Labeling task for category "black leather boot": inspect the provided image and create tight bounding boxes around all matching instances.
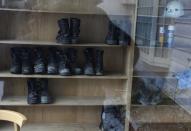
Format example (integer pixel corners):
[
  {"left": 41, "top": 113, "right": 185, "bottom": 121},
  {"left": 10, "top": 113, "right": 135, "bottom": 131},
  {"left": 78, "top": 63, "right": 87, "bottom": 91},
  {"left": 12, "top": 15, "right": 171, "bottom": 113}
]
[
  {"left": 21, "top": 48, "right": 33, "bottom": 74},
  {"left": 118, "top": 21, "right": 131, "bottom": 45},
  {"left": 58, "top": 50, "right": 72, "bottom": 76},
  {"left": 95, "top": 49, "right": 104, "bottom": 76},
  {"left": 47, "top": 47, "right": 58, "bottom": 75},
  {"left": 37, "top": 79, "right": 52, "bottom": 104},
  {"left": 27, "top": 79, "right": 40, "bottom": 104},
  {"left": 70, "top": 18, "right": 80, "bottom": 44},
  {"left": 67, "top": 48, "right": 82, "bottom": 75},
  {"left": 34, "top": 48, "right": 46, "bottom": 74},
  {"left": 10, "top": 47, "right": 22, "bottom": 74},
  {"left": 56, "top": 18, "right": 71, "bottom": 44},
  {"left": 105, "top": 20, "right": 118, "bottom": 45},
  {"left": 84, "top": 48, "right": 95, "bottom": 75}
]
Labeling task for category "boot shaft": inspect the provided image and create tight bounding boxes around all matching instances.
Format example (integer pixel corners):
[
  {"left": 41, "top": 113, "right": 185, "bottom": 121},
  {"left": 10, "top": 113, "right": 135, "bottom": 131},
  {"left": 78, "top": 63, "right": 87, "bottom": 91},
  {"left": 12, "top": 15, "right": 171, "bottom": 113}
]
[
  {"left": 11, "top": 47, "right": 21, "bottom": 64},
  {"left": 70, "top": 18, "right": 80, "bottom": 35},
  {"left": 58, "top": 18, "right": 70, "bottom": 33},
  {"left": 84, "top": 48, "right": 94, "bottom": 63}
]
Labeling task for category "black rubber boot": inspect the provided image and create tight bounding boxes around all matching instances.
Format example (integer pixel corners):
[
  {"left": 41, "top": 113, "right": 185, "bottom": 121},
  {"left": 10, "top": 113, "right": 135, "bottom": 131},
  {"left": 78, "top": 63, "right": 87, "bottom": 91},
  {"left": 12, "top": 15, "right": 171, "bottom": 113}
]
[
  {"left": 67, "top": 48, "right": 82, "bottom": 75},
  {"left": 118, "top": 21, "right": 131, "bottom": 45},
  {"left": 21, "top": 48, "right": 33, "bottom": 74},
  {"left": 27, "top": 79, "right": 40, "bottom": 104},
  {"left": 84, "top": 48, "right": 95, "bottom": 75},
  {"left": 10, "top": 47, "right": 22, "bottom": 74},
  {"left": 56, "top": 18, "right": 71, "bottom": 44},
  {"left": 95, "top": 49, "right": 104, "bottom": 76},
  {"left": 70, "top": 18, "right": 80, "bottom": 44},
  {"left": 58, "top": 50, "right": 72, "bottom": 76},
  {"left": 47, "top": 47, "right": 58, "bottom": 75},
  {"left": 105, "top": 20, "right": 118, "bottom": 45},
  {"left": 37, "top": 79, "right": 52, "bottom": 104},
  {"left": 34, "top": 48, "right": 46, "bottom": 74}
]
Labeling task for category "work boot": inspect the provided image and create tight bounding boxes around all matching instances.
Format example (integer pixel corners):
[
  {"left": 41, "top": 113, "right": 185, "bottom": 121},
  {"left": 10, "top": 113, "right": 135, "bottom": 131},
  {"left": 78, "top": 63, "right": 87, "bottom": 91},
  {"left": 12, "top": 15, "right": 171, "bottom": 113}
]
[
  {"left": 58, "top": 50, "right": 72, "bottom": 76},
  {"left": 84, "top": 48, "right": 95, "bottom": 75},
  {"left": 10, "top": 47, "right": 22, "bottom": 74},
  {"left": 105, "top": 20, "right": 118, "bottom": 45},
  {"left": 67, "top": 48, "right": 82, "bottom": 75},
  {"left": 21, "top": 48, "right": 33, "bottom": 74},
  {"left": 47, "top": 47, "right": 58, "bottom": 75},
  {"left": 34, "top": 48, "right": 46, "bottom": 74},
  {"left": 70, "top": 18, "right": 80, "bottom": 44},
  {"left": 27, "top": 79, "right": 40, "bottom": 104},
  {"left": 118, "top": 20, "right": 131, "bottom": 45},
  {"left": 95, "top": 49, "right": 104, "bottom": 76},
  {"left": 56, "top": 18, "right": 71, "bottom": 44},
  {"left": 37, "top": 79, "right": 52, "bottom": 104}
]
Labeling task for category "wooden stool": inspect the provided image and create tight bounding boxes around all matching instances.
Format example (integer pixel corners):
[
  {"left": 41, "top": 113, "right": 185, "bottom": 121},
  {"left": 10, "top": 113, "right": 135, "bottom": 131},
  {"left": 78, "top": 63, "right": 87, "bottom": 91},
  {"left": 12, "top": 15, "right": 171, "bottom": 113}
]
[{"left": 0, "top": 110, "right": 27, "bottom": 131}]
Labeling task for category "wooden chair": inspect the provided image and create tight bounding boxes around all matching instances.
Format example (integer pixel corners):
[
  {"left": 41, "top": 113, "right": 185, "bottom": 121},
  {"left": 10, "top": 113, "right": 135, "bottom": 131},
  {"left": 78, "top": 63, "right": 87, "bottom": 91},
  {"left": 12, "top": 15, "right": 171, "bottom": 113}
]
[{"left": 0, "top": 110, "right": 27, "bottom": 131}]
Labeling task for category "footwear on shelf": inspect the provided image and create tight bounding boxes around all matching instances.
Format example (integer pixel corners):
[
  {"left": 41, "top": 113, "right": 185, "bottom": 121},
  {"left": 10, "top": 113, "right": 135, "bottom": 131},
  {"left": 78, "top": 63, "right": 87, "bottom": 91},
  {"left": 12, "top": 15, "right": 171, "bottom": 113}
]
[
  {"left": 70, "top": 18, "right": 81, "bottom": 44},
  {"left": 47, "top": 47, "right": 58, "bottom": 75},
  {"left": 27, "top": 79, "right": 40, "bottom": 104},
  {"left": 58, "top": 50, "right": 72, "bottom": 76},
  {"left": 10, "top": 47, "right": 22, "bottom": 74},
  {"left": 95, "top": 49, "right": 104, "bottom": 76},
  {"left": 21, "top": 47, "right": 33, "bottom": 75},
  {"left": 84, "top": 48, "right": 95, "bottom": 76},
  {"left": 33, "top": 47, "right": 46, "bottom": 74}
]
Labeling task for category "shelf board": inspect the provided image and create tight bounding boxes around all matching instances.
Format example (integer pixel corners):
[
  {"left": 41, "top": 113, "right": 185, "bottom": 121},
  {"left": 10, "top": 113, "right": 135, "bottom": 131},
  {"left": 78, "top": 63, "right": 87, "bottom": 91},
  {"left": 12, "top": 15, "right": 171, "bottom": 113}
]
[
  {"left": 0, "top": 71, "right": 128, "bottom": 79},
  {"left": 131, "top": 104, "right": 191, "bottom": 123},
  {"left": 0, "top": 96, "right": 126, "bottom": 106},
  {"left": 0, "top": 8, "right": 132, "bottom": 16},
  {"left": 133, "top": 71, "right": 175, "bottom": 79},
  {"left": 0, "top": 40, "right": 124, "bottom": 47},
  {"left": 0, "top": 123, "right": 100, "bottom": 131}
]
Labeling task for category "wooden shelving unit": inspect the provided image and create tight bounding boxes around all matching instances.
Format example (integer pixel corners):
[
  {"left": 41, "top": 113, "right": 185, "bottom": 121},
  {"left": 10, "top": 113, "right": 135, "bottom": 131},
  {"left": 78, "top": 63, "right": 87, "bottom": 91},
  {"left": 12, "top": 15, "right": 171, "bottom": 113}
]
[{"left": 0, "top": 0, "right": 137, "bottom": 131}]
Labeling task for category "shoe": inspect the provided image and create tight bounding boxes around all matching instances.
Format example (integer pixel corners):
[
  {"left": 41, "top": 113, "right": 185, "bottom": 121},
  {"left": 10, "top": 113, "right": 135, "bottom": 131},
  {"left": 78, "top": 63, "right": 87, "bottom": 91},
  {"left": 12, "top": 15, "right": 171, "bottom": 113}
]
[
  {"left": 37, "top": 79, "right": 52, "bottom": 104},
  {"left": 118, "top": 21, "right": 131, "bottom": 45},
  {"left": 70, "top": 18, "right": 80, "bottom": 44},
  {"left": 67, "top": 48, "right": 82, "bottom": 75},
  {"left": 27, "top": 79, "right": 40, "bottom": 104},
  {"left": 56, "top": 18, "right": 71, "bottom": 44},
  {"left": 47, "top": 47, "right": 58, "bottom": 75},
  {"left": 95, "top": 49, "right": 104, "bottom": 76},
  {"left": 21, "top": 48, "right": 33, "bottom": 74},
  {"left": 84, "top": 48, "right": 95, "bottom": 75},
  {"left": 10, "top": 47, "right": 21, "bottom": 74},
  {"left": 105, "top": 20, "right": 118, "bottom": 45},
  {"left": 58, "top": 50, "right": 72, "bottom": 76},
  {"left": 34, "top": 47, "right": 46, "bottom": 74}
]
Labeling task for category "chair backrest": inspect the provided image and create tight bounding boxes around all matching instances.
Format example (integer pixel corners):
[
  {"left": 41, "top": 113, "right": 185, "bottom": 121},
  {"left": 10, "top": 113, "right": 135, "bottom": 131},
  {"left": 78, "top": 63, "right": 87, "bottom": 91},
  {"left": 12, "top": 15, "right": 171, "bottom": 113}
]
[{"left": 0, "top": 110, "right": 27, "bottom": 131}]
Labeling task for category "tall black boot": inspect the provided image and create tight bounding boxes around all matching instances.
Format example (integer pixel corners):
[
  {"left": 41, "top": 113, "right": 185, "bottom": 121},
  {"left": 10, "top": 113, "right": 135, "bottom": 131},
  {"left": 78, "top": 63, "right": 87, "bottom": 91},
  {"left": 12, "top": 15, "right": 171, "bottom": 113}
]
[
  {"left": 47, "top": 47, "right": 58, "bottom": 75},
  {"left": 95, "top": 49, "right": 104, "bottom": 76},
  {"left": 118, "top": 21, "right": 131, "bottom": 45},
  {"left": 37, "top": 79, "right": 52, "bottom": 104},
  {"left": 58, "top": 50, "right": 72, "bottom": 76},
  {"left": 21, "top": 48, "right": 33, "bottom": 74},
  {"left": 105, "top": 20, "right": 118, "bottom": 45},
  {"left": 56, "top": 18, "right": 71, "bottom": 44},
  {"left": 84, "top": 48, "right": 95, "bottom": 75},
  {"left": 10, "top": 47, "right": 22, "bottom": 74},
  {"left": 67, "top": 48, "right": 82, "bottom": 75},
  {"left": 27, "top": 79, "right": 40, "bottom": 104},
  {"left": 70, "top": 18, "right": 80, "bottom": 44},
  {"left": 34, "top": 48, "right": 46, "bottom": 74}
]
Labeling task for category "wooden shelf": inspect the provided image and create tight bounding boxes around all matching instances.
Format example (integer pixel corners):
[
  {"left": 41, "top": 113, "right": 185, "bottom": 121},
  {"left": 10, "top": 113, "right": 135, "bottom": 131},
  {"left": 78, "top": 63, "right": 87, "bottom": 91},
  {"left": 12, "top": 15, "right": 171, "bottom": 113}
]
[
  {"left": 0, "top": 123, "right": 100, "bottom": 131},
  {"left": 133, "top": 71, "right": 175, "bottom": 79},
  {"left": 0, "top": 8, "right": 132, "bottom": 16},
  {"left": 0, "top": 71, "right": 128, "bottom": 80},
  {"left": 0, "top": 96, "right": 126, "bottom": 106},
  {"left": 0, "top": 40, "right": 123, "bottom": 47},
  {"left": 131, "top": 105, "right": 191, "bottom": 124}
]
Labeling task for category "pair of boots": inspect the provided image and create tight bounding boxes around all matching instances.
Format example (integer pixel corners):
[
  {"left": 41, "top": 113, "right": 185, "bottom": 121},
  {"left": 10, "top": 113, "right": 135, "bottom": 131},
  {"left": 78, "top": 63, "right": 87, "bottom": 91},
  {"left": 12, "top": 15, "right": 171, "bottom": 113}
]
[
  {"left": 10, "top": 47, "right": 47, "bottom": 75},
  {"left": 84, "top": 48, "right": 104, "bottom": 76},
  {"left": 105, "top": 20, "right": 131, "bottom": 45},
  {"left": 56, "top": 18, "right": 80, "bottom": 44},
  {"left": 10, "top": 47, "right": 33, "bottom": 74},
  {"left": 27, "top": 78, "right": 52, "bottom": 104},
  {"left": 57, "top": 48, "right": 82, "bottom": 76}
]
